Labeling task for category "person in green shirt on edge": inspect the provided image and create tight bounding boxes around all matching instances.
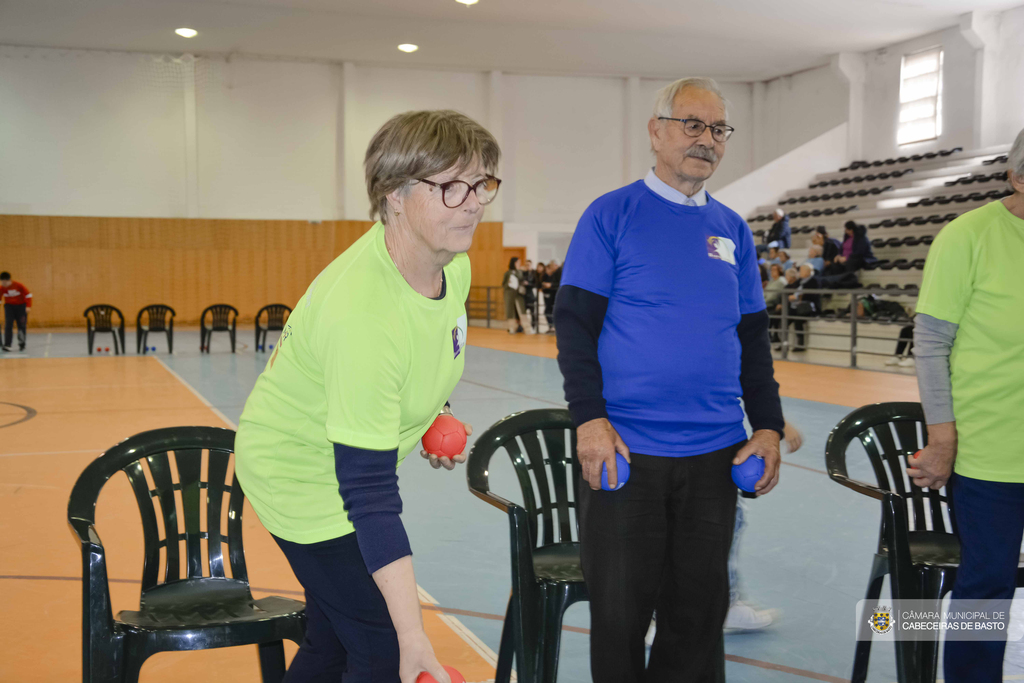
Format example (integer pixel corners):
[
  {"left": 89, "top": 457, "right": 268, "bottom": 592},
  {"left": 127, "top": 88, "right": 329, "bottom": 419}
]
[
  {"left": 235, "top": 110, "right": 500, "bottom": 683},
  {"left": 908, "top": 127, "right": 1024, "bottom": 683}
]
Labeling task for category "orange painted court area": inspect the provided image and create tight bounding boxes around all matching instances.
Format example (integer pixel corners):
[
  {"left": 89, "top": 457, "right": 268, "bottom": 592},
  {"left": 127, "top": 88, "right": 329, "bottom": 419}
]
[{"left": 0, "top": 356, "right": 498, "bottom": 682}]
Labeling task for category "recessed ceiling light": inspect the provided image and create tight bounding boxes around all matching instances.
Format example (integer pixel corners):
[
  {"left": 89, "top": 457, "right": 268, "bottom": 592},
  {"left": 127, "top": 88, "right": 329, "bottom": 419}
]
[
  {"left": 175, "top": 28, "right": 198, "bottom": 38},
  {"left": 456, "top": 0, "right": 479, "bottom": 5},
  {"left": 397, "top": 44, "right": 419, "bottom": 53}
]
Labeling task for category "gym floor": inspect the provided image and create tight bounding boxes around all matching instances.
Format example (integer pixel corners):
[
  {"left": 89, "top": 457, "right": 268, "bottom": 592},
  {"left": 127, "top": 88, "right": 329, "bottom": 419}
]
[{"left": 2, "top": 326, "right": 1022, "bottom": 682}]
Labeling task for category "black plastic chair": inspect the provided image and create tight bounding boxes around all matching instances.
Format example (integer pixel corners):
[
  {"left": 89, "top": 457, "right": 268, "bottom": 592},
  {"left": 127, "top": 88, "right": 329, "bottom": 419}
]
[
  {"left": 136, "top": 304, "right": 175, "bottom": 355},
  {"left": 466, "top": 409, "right": 586, "bottom": 683},
  {"left": 825, "top": 402, "right": 1024, "bottom": 683},
  {"left": 68, "top": 426, "right": 306, "bottom": 683},
  {"left": 200, "top": 304, "right": 238, "bottom": 353},
  {"left": 85, "top": 305, "right": 126, "bottom": 355},
  {"left": 255, "top": 304, "right": 291, "bottom": 352}
]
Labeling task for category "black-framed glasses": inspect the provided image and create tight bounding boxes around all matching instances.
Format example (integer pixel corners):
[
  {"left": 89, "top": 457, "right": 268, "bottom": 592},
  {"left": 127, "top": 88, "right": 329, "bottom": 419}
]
[
  {"left": 417, "top": 176, "right": 502, "bottom": 208},
  {"left": 657, "top": 117, "right": 735, "bottom": 143}
]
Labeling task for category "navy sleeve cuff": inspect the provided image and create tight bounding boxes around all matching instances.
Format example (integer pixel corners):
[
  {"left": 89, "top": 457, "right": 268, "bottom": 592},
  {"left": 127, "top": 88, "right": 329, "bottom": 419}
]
[
  {"left": 334, "top": 443, "right": 412, "bottom": 574},
  {"left": 736, "top": 310, "right": 785, "bottom": 438}
]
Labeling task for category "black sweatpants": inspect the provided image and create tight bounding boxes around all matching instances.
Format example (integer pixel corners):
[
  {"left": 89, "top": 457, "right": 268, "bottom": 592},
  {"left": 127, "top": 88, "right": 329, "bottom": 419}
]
[
  {"left": 579, "top": 442, "right": 742, "bottom": 683},
  {"left": 3, "top": 303, "right": 27, "bottom": 349},
  {"left": 273, "top": 532, "right": 400, "bottom": 682}
]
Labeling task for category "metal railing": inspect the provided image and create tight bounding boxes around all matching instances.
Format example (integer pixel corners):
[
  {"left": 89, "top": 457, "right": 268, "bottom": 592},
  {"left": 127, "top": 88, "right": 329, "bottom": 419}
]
[
  {"left": 768, "top": 288, "right": 917, "bottom": 367},
  {"left": 468, "top": 285, "right": 917, "bottom": 368},
  {"left": 466, "top": 286, "right": 501, "bottom": 328},
  {"left": 467, "top": 286, "right": 554, "bottom": 331}
]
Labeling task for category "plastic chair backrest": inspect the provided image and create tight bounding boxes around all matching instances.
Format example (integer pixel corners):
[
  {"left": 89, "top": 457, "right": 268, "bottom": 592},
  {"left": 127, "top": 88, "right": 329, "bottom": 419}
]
[
  {"left": 467, "top": 409, "right": 580, "bottom": 547},
  {"left": 137, "top": 305, "right": 175, "bottom": 331},
  {"left": 85, "top": 305, "right": 124, "bottom": 332},
  {"left": 67, "top": 427, "right": 249, "bottom": 601},
  {"left": 825, "top": 401, "right": 953, "bottom": 535},
  {"left": 257, "top": 304, "right": 291, "bottom": 330},
  {"left": 202, "top": 305, "right": 238, "bottom": 331}
]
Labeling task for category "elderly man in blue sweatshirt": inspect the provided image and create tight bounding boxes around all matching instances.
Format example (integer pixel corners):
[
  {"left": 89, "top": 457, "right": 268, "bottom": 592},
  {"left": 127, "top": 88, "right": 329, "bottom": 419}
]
[{"left": 555, "top": 77, "right": 784, "bottom": 683}]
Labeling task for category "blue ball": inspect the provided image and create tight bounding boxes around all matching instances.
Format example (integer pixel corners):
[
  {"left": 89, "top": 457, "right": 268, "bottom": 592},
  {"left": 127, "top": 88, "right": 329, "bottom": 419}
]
[
  {"left": 600, "top": 453, "right": 631, "bottom": 491},
  {"left": 269, "top": 344, "right": 274, "bottom": 350},
  {"left": 732, "top": 455, "right": 765, "bottom": 492}
]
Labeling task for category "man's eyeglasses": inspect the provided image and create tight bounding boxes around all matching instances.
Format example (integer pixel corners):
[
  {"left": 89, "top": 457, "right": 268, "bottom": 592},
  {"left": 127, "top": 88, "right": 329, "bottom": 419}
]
[
  {"left": 657, "top": 117, "right": 735, "bottom": 143},
  {"left": 417, "top": 176, "right": 502, "bottom": 209}
]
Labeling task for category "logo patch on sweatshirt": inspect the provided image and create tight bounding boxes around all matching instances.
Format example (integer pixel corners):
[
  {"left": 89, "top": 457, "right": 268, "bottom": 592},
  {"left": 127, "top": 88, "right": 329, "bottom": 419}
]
[{"left": 706, "top": 236, "right": 737, "bottom": 265}]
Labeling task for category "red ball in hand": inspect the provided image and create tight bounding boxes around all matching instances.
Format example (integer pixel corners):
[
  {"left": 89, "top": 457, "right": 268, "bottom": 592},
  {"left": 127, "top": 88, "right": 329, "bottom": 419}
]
[
  {"left": 417, "top": 665, "right": 465, "bottom": 683},
  {"left": 422, "top": 414, "right": 467, "bottom": 459}
]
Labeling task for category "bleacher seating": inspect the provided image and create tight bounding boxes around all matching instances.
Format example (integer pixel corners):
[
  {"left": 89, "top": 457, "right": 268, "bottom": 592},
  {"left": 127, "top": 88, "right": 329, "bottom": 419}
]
[{"left": 747, "top": 144, "right": 1012, "bottom": 361}]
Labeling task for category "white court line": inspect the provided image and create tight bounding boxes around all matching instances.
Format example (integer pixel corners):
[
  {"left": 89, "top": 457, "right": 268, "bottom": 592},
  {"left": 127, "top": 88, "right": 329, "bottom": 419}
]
[
  {"left": 3, "top": 383, "right": 178, "bottom": 392},
  {"left": 44, "top": 332, "right": 51, "bottom": 358},
  {"left": 0, "top": 449, "right": 99, "bottom": 458},
  {"left": 418, "top": 585, "right": 515, "bottom": 682},
  {"left": 154, "top": 357, "right": 505, "bottom": 679},
  {"left": 0, "top": 482, "right": 60, "bottom": 490},
  {"left": 153, "top": 356, "right": 237, "bottom": 429}
]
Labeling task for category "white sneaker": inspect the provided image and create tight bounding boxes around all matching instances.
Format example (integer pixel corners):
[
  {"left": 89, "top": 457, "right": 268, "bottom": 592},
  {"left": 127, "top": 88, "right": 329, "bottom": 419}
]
[
  {"left": 724, "top": 602, "right": 779, "bottom": 632},
  {"left": 898, "top": 357, "right": 916, "bottom": 368},
  {"left": 885, "top": 356, "right": 901, "bottom": 366},
  {"left": 645, "top": 618, "right": 656, "bottom": 647}
]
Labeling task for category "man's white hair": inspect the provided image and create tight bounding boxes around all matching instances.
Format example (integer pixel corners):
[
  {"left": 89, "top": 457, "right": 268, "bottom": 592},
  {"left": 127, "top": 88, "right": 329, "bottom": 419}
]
[
  {"left": 800, "top": 263, "right": 815, "bottom": 276},
  {"left": 785, "top": 268, "right": 798, "bottom": 279},
  {"left": 652, "top": 77, "right": 730, "bottom": 121},
  {"left": 808, "top": 245, "right": 823, "bottom": 257},
  {"left": 1009, "top": 127, "right": 1024, "bottom": 185}
]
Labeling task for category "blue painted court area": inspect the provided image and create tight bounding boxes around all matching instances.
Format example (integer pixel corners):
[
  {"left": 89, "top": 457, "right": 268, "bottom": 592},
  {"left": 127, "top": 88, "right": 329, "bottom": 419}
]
[{"left": 10, "top": 329, "right": 1024, "bottom": 683}]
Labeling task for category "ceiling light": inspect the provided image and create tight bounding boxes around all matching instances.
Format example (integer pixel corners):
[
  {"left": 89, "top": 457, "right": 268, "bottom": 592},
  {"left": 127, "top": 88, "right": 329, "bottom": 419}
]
[
  {"left": 456, "top": 0, "right": 479, "bottom": 5},
  {"left": 397, "top": 44, "right": 419, "bottom": 53},
  {"left": 175, "top": 28, "right": 198, "bottom": 38}
]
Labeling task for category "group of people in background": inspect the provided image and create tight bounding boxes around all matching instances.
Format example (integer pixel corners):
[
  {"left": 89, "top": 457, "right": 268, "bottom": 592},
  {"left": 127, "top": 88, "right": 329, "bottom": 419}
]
[
  {"left": 758, "top": 219, "right": 880, "bottom": 352},
  {"left": 502, "top": 256, "right": 561, "bottom": 334}
]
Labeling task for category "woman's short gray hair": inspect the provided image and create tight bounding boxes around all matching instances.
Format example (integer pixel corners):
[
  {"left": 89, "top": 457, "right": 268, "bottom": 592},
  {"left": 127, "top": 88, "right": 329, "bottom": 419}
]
[
  {"left": 1009, "top": 127, "right": 1024, "bottom": 186},
  {"left": 785, "top": 268, "right": 798, "bottom": 279},
  {"left": 652, "top": 77, "right": 730, "bottom": 121},
  {"left": 365, "top": 110, "right": 500, "bottom": 223}
]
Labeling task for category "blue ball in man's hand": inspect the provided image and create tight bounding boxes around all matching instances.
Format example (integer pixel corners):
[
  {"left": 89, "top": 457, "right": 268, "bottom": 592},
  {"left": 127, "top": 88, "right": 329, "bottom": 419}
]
[
  {"left": 732, "top": 455, "right": 765, "bottom": 492},
  {"left": 600, "top": 453, "right": 631, "bottom": 491}
]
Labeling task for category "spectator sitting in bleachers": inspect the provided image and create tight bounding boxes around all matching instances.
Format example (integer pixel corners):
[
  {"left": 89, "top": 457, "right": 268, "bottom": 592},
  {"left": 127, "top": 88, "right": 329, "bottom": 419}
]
[
  {"left": 832, "top": 221, "right": 875, "bottom": 273},
  {"left": 787, "top": 264, "right": 822, "bottom": 351},
  {"left": 805, "top": 245, "right": 825, "bottom": 273},
  {"left": 757, "top": 208, "right": 791, "bottom": 254},
  {"left": 777, "top": 250, "right": 795, "bottom": 272},
  {"left": 814, "top": 227, "right": 841, "bottom": 263},
  {"left": 767, "top": 267, "right": 800, "bottom": 347}
]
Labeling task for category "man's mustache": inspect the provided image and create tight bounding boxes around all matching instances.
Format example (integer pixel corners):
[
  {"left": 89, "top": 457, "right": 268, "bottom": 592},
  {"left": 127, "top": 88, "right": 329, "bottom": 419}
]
[{"left": 686, "top": 146, "right": 718, "bottom": 163}]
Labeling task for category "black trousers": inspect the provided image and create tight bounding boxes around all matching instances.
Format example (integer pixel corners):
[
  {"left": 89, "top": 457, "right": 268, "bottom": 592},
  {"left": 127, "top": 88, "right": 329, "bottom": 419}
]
[
  {"left": 3, "top": 303, "right": 27, "bottom": 348},
  {"left": 895, "top": 325, "right": 914, "bottom": 356},
  {"left": 579, "top": 442, "right": 742, "bottom": 683},
  {"left": 273, "top": 532, "right": 400, "bottom": 682}
]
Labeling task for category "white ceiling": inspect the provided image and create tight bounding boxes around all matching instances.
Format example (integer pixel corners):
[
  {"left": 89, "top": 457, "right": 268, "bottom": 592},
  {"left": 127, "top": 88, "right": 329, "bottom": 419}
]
[{"left": 0, "top": 0, "right": 1020, "bottom": 81}]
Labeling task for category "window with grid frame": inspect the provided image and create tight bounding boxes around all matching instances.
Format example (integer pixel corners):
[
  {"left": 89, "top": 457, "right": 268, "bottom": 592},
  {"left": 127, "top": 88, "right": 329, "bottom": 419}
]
[{"left": 898, "top": 47, "right": 944, "bottom": 146}]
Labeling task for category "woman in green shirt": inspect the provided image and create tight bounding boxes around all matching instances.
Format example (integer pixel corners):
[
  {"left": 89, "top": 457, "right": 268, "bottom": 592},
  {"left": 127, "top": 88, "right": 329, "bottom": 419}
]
[
  {"left": 909, "top": 128, "right": 1024, "bottom": 683},
  {"left": 235, "top": 110, "right": 500, "bottom": 683}
]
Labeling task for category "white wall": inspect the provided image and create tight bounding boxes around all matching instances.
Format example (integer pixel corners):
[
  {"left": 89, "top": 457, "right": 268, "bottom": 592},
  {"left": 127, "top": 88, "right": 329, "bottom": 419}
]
[
  {"left": 752, "top": 65, "right": 849, "bottom": 168},
  {"left": 990, "top": 4, "right": 1024, "bottom": 145},
  {"left": 860, "top": 25, "right": 982, "bottom": 162},
  {"left": 0, "top": 47, "right": 188, "bottom": 216},
  {"left": 4, "top": 5, "right": 1020, "bottom": 244},
  {"left": 195, "top": 58, "right": 339, "bottom": 219}
]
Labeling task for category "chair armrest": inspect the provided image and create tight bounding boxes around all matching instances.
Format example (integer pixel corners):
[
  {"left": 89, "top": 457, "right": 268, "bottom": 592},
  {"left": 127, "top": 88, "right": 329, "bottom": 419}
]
[
  {"left": 830, "top": 473, "right": 889, "bottom": 500},
  {"left": 469, "top": 487, "right": 516, "bottom": 513}
]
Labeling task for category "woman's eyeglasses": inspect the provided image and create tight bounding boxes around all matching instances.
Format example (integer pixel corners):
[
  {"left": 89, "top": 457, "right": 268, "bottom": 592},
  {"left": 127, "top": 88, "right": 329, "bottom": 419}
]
[{"left": 417, "top": 176, "right": 502, "bottom": 209}]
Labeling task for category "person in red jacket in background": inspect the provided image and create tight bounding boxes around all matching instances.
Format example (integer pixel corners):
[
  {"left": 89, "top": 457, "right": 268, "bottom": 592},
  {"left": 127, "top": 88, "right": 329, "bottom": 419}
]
[{"left": 1, "top": 272, "right": 31, "bottom": 353}]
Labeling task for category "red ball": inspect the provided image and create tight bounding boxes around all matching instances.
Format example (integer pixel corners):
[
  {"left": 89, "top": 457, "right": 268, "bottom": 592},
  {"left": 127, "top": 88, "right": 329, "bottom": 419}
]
[
  {"left": 421, "top": 414, "right": 467, "bottom": 459},
  {"left": 416, "top": 666, "right": 465, "bottom": 683}
]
